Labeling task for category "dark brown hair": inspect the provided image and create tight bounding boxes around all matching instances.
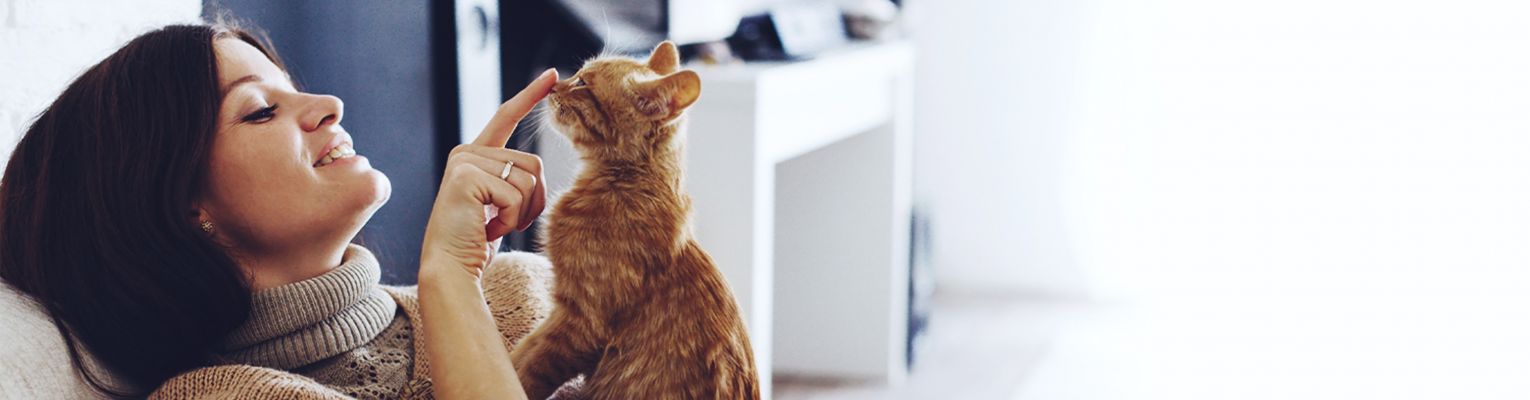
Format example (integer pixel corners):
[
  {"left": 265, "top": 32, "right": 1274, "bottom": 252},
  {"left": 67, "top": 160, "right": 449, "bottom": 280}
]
[{"left": 0, "top": 23, "right": 287, "bottom": 396}]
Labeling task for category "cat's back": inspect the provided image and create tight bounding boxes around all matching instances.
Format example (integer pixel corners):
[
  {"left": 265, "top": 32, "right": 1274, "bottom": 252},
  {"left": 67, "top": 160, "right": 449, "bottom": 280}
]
[{"left": 673, "top": 239, "right": 740, "bottom": 308}]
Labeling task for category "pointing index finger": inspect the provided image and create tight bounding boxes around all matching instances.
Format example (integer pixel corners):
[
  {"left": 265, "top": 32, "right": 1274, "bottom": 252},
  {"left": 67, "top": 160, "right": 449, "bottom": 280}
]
[{"left": 474, "top": 68, "right": 559, "bottom": 148}]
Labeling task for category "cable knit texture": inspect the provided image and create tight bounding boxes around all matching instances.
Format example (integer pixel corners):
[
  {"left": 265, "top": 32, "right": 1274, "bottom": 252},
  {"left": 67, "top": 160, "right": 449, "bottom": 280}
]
[
  {"left": 291, "top": 311, "right": 415, "bottom": 399},
  {"left": 148, "top": 248, "right": 555, "bottom": 399}
]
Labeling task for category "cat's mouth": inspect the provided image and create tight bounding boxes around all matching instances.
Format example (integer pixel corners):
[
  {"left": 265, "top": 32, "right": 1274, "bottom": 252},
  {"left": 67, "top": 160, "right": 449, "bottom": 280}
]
[
  {"left": 548, "top": 95, "right": 573, "bottom": 118},
  {"left": 546, "top": 93, "right": 583, "bottom": 130}
]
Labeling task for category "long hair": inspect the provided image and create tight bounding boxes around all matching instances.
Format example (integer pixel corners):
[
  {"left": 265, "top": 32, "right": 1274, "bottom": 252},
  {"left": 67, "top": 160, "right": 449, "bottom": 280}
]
[{"left": 0, "top": 23, "right": 287, "bottom": 396}]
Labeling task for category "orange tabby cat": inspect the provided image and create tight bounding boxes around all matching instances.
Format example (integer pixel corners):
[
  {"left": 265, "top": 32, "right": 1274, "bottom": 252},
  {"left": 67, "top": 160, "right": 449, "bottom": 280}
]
[{"left": 510, "top": 41, "right": 760, "bottom": 400}]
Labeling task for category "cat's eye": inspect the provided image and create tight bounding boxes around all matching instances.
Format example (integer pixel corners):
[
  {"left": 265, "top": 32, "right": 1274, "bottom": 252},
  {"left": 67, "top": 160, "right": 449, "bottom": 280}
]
[{"left": 572, "top": 76, "right": 587, "bottom": 87}]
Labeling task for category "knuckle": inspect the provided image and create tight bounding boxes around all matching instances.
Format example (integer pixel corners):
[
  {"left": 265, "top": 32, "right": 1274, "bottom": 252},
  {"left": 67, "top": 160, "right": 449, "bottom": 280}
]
[
  {"left": 507, "top": 194, "right": 523, "bottom": 207},
  {"left": 449, "top": 163, "right": 479, "bottom": 178},
  {"left": 449, "top": 144, "right": 474, "bottom": 157},
  {"left": 446, "top": 150, "right": 469, "bottom": 165}
]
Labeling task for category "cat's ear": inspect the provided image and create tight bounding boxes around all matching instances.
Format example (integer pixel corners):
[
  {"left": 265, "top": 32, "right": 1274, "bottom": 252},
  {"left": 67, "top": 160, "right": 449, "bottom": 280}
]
[
  {"left": 647, "top": 41, "right": 680, "bottom": 75},
  {"left": 636, "top": 70, "right": 701, "bottom": 120}
]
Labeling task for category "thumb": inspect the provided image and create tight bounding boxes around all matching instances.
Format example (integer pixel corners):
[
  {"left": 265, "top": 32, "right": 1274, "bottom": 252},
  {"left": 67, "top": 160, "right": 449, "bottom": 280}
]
[{"left": 484, "top": 213, "right": 517, "bottom": 242}]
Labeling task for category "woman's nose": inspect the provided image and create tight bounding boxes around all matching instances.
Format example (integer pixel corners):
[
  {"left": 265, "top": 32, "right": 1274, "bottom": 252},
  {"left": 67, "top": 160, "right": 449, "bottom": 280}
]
[{"left": 301, "top": 94, "right": 345, "bottom": 132}]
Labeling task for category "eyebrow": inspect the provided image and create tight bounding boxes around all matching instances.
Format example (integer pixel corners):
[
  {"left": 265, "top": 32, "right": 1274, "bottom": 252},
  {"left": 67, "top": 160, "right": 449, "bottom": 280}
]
[{"left": 221, "top": 74, "right": 263, "bottom": 96}]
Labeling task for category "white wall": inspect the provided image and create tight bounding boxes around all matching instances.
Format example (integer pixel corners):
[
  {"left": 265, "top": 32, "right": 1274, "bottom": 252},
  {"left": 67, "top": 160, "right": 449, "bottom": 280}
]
[
  {"left": 910, "top": 0, "right": 1093, "bottom": 297},
  {"left": 1062, "top": 0, "right": 1530, "bottom": 300},
  {"left": 0, "top": 0, "right": 202, "bottom": 166},
  {"left": 912, "top": 0, "right": 1530, "bottom": 301}
]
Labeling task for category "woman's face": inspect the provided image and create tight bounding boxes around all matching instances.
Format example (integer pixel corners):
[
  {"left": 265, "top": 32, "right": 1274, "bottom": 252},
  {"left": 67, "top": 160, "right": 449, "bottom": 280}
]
[{"left": 199, "top": 38, "right": 390, "bottom": 260}]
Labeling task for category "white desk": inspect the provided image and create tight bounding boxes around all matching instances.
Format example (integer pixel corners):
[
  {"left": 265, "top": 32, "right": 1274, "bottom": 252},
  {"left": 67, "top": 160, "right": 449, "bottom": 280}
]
[{"left": 539, "top": 41, "right": 915, "bottom": 397}]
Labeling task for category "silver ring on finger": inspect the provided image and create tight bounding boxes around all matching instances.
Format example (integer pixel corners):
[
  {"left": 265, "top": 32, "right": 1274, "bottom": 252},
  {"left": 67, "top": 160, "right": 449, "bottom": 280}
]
[{"left": 499, "top": 160, "right": 515, "bottom": 181}]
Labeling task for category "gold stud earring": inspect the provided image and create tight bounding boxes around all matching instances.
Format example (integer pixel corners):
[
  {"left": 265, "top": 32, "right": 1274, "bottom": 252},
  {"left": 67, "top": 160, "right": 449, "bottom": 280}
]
[{"left": 200, "top": 220, "right": 215, "bottom": 234}]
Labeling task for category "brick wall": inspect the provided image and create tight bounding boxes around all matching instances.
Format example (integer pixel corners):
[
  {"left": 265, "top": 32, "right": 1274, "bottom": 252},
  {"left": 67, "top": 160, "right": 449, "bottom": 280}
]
[{"left": 0, "top": 0, "right": 201, "bottom": 168}]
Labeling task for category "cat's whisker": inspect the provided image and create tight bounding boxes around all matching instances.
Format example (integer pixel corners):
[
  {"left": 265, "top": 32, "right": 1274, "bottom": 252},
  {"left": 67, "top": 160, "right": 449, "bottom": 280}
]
[{"left": 601, "top": 8, "right": 612, "bottom": 48}]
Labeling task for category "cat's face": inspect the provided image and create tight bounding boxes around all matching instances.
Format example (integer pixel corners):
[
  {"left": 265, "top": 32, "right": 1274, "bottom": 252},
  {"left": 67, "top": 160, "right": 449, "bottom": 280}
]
[{"left": 546, "top": 41, "right": 701, "bottom": 151}]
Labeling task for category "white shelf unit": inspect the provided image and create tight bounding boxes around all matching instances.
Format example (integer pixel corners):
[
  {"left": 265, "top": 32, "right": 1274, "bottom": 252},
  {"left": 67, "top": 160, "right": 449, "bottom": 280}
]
[{"left": 687, "top": 41, "right": 916, "bottom": 393}]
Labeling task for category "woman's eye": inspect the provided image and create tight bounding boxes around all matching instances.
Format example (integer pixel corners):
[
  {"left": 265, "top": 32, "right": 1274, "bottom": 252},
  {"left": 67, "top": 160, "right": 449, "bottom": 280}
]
[{"left": 242, "top": 104, "right": 279, "bottom": 123}]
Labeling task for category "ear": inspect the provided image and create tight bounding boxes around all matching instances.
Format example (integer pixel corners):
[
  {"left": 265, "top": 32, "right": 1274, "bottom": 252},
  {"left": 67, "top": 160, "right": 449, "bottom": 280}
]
[
  {"left": 647, "top": 41, "right": 680, "bottom": 75},
  {"left": 636, "top": 70, "right": 702, "bottom": 120},
  {"left": 189, "top": 207, "right": 214, "bottom": 234}
]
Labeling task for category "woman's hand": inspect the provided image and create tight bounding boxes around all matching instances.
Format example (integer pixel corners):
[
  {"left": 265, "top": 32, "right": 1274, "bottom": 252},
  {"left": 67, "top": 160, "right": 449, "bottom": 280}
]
[
  {"left": 420, "top": 68, "right": 556, "bottom": 280},
  {"left": 417, "top": 69, "right": 557, "bottom": 400}
]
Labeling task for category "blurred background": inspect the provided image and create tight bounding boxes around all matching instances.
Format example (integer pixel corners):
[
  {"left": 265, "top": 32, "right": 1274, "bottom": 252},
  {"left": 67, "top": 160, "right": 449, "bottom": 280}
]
[{"left": 5, "top": 0, "right": 1530, "bottom": 398}]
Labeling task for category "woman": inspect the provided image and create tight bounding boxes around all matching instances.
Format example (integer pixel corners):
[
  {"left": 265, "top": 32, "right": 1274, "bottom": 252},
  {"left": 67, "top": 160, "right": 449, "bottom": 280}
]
[{"left": 0, "top": 22, "right": 556, "bottom": 399}]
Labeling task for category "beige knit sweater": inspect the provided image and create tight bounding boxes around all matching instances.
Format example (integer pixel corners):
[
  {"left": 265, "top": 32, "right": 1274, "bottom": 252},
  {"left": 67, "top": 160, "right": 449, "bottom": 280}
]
[{"left": 147, "top": 246, "right": 554, "bottom": 399}]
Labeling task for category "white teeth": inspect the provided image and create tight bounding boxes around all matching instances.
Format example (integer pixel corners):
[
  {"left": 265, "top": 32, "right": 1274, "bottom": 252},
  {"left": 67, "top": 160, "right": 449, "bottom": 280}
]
[{"left": 316, "top": 143, "right": 357, "bottom": 167}]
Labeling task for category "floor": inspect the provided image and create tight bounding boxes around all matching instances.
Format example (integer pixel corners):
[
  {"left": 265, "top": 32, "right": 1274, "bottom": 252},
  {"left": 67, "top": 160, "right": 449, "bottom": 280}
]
[
  {"left": 774, "top": 289, "right": 1530, "bottom": 400},
  {"left": 773, "top": 288, "right": 1080, "bottom": 399}
]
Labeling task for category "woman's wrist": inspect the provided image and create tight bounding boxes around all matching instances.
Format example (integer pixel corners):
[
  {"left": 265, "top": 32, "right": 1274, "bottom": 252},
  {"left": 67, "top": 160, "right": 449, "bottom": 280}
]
[
  {"left": 418, "top": 242, "right": 493, "bottom": 281},
  {"left": 418, "top": 262, "right": 475, "bottom": 292}
]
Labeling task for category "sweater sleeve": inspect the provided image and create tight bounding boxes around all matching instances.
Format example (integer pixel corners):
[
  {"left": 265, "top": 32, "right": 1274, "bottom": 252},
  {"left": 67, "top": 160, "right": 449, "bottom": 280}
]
[
  {"left": 148, "top": 365, "right": 352, "bottom": 400},
  {"left": 386, "top": 251, "right": 554, "bottom": 382},
  {"left": 481, "top": 251, "right": 555, "bottom": 351}
]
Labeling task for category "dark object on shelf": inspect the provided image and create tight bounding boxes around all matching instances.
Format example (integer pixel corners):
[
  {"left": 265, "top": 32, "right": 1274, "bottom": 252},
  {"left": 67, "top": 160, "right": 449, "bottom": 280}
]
[
  {"left": 682, "top": 41, "right": 739, "bottom": 66},
  {"left": 727, "top": 3, "right": 849, "bottom": 61},
  {"left": 842, "top": 0, "right": 902, "bottom": 40}
]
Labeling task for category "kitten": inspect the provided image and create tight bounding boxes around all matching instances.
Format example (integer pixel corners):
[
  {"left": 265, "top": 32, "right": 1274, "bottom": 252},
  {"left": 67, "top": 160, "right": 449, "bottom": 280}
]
[{"left": 512, "top": 41, "right": 760, "bottom": 400}]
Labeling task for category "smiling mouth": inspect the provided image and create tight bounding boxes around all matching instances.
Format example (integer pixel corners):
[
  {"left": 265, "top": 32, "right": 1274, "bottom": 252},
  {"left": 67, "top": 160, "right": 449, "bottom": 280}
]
[{"left": 315, "top": 142, "right": 357, "bottom": 167}]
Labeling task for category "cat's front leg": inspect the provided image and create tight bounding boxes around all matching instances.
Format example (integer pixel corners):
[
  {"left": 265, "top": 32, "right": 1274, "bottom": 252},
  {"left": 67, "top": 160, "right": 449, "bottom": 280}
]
[{"left": 512, "top": 308, "right": 598, "bottom": 399}]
